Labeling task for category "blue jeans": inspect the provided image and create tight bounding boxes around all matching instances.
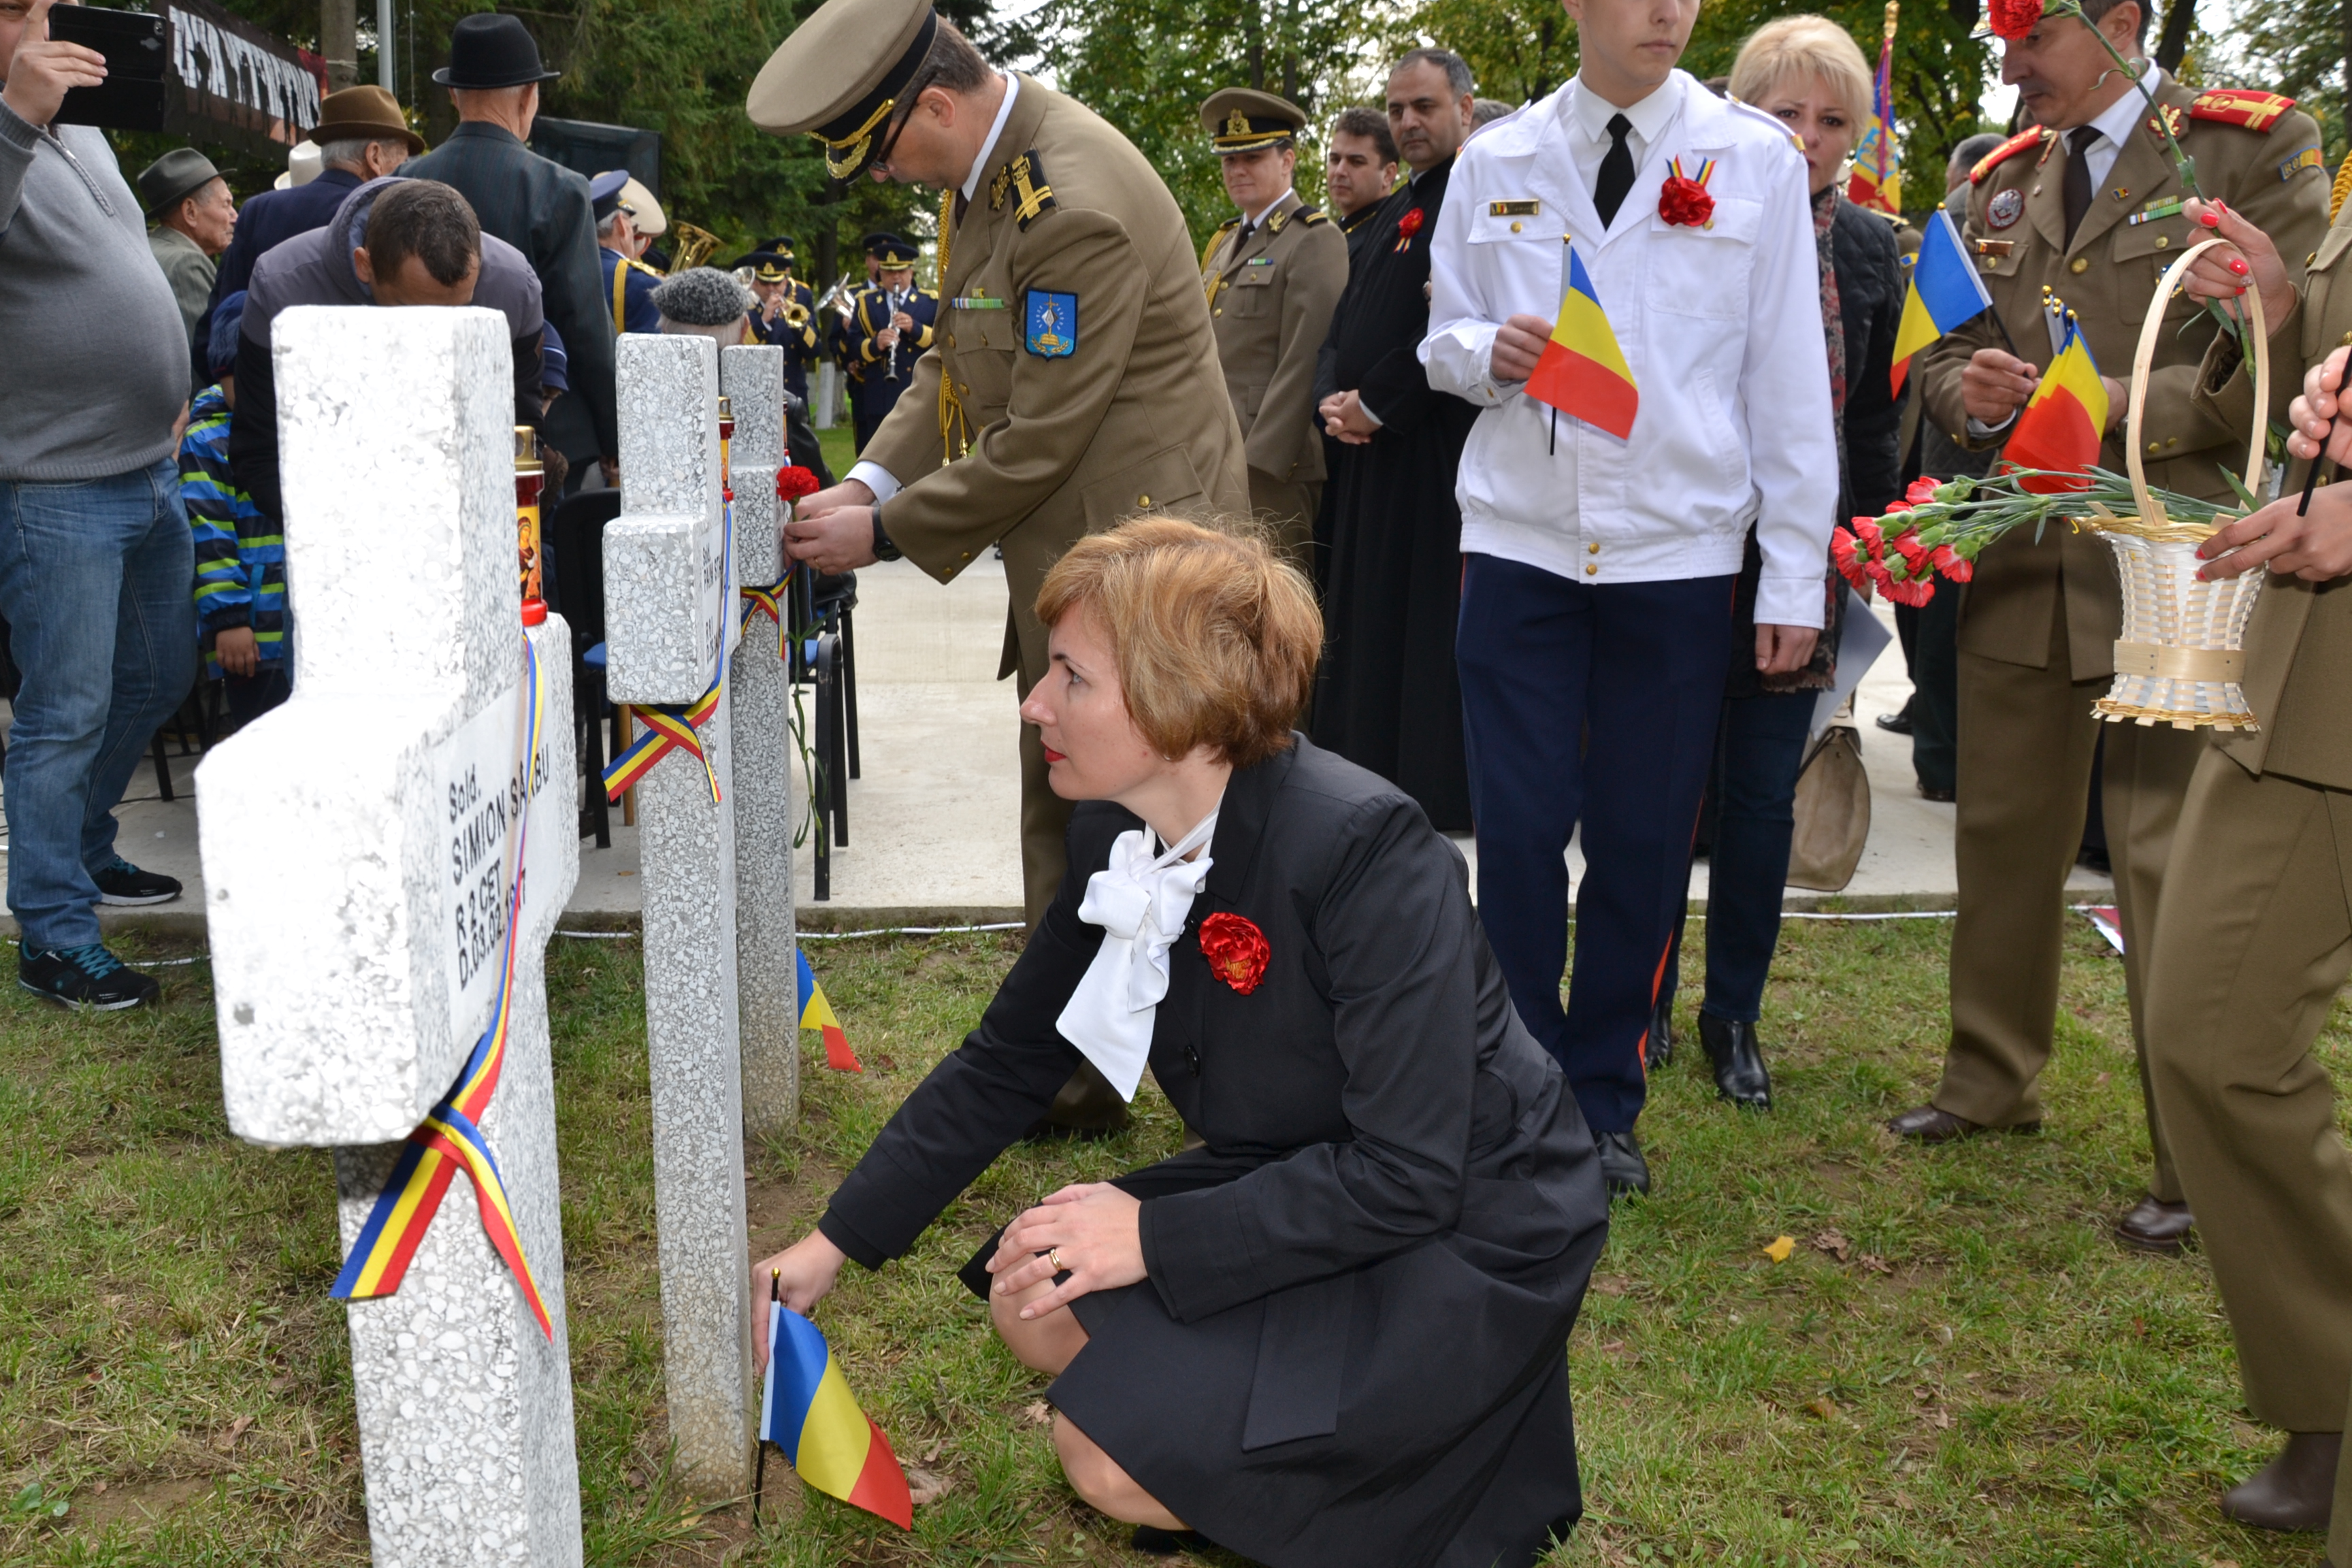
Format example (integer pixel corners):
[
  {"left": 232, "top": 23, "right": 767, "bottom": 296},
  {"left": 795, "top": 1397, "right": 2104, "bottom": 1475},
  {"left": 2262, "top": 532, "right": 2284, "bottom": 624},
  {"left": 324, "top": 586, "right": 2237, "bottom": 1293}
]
[
  {"left": 1455, "top": 556, "right": 1737, "bottom": 1134},
  {"left": 1659, "top": 690, "right": 1818, "bottom": 1025},
  {"left": 0, "top": 460, "right": 196, "bottom": 949}
]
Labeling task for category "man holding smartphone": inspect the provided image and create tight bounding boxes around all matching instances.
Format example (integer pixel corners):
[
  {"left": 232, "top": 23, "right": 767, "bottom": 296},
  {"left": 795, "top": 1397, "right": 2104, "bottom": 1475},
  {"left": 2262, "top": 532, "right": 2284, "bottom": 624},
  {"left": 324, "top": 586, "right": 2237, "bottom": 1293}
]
[{"left": 0, "top": 0, "right": 201, "bottom": 1008}]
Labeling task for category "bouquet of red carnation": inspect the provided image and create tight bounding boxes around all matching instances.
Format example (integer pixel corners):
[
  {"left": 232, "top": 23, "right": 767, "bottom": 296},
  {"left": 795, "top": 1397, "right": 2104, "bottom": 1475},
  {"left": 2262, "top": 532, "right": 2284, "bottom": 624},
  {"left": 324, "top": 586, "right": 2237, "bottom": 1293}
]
[
  {"left": 776, "top": 466, "right": 821, "bottom": 506},
  {"left": 1834, "top": 464, "right": 2256, "bottom": 606}
]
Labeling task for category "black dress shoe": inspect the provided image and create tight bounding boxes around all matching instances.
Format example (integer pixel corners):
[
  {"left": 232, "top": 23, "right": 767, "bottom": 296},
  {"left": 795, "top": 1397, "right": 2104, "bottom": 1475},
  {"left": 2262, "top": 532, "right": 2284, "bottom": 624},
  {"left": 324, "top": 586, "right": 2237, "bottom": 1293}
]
[
  {"left": 1648, "top": 995, "right": 1676, "bottom": 1071},
  {"left": 1596, "top": 1130, "right": 1650, "bottom": 1197},
  {"left": 2114, "top": 1194, "right": 2194, "bottom": 1254},
  {"left": 2221, "top": 1432, "right": 2342, "bottom": 1532},
  {"left": 1875, "top": 706, "right": 1914, "bottom": 736},
  {"left": 1885, "top": 1104, "right": 2041, "bottom": 1141},
  {"left": 1698, "top": 1014, "right": 1771, "bottom": 1109},
  {"left": 1917, "top": 782, "right": 1955, "bottom": 803},
  {"left": 1131, "top": 1525, "right": 1213, "bottom": 1556}
]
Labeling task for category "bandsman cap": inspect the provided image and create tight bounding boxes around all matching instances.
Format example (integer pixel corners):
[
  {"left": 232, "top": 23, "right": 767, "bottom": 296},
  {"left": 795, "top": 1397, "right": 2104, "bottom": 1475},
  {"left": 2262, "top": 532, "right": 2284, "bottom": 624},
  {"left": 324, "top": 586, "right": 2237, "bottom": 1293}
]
[
  {"left": 746, "top": 0, "right": 939, "bottom": 182},
  {"left": 868, "top": 233, "right": 921, "bottom": 269},
  {"left": 589, "top": 169, "right": 630, "bottom": 220},
  {"left": 730, "top": 250, "right": 795, "bottom": 282},
  {"left": 1199, "top": 87, "right": 1307, "bottom": 154}
]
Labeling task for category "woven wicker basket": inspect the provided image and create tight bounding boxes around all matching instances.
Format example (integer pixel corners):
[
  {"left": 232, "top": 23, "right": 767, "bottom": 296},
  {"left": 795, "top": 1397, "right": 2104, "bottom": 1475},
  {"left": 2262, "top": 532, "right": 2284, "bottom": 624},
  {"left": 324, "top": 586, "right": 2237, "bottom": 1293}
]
[{"left": 2080, "top": 237, "right": 2270, "bottom": 730}]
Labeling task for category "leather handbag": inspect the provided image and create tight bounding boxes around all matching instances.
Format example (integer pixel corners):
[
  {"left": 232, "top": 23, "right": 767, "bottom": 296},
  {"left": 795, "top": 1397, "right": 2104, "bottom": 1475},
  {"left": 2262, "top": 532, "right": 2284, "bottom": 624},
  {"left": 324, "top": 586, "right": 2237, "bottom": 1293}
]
[{"left": 1786, "top": 723, "right": 1870, "bottom": 892}]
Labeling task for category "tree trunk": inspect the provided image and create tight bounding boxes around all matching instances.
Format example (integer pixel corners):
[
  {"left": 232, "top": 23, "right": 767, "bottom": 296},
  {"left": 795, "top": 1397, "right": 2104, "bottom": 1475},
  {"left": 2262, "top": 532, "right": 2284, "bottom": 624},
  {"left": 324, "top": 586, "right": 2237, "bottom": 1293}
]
[
  {"left": 321, "top": 0, "right": 358, "bottom": 92},
  {"left": 1244, "top": 0, "right": 1264, "bottom": 91},
  {"left": 2154, "top": 0, "right": 2195, "bottom": 72}
]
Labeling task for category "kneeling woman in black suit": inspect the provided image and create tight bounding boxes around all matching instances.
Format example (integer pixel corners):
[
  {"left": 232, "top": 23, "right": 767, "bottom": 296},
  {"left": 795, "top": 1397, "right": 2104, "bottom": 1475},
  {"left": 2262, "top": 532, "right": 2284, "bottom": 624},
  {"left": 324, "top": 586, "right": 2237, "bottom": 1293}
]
[{"left": 755, "top": 517, "right": 1609, "bottom": 1568}]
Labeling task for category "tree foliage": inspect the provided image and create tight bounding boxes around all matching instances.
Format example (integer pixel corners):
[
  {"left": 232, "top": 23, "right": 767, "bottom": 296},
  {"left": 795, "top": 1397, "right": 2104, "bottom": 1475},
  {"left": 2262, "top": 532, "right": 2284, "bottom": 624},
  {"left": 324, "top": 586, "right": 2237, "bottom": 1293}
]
[{"left": 996, "top": 0, "right": 1393, "bottom": 245}]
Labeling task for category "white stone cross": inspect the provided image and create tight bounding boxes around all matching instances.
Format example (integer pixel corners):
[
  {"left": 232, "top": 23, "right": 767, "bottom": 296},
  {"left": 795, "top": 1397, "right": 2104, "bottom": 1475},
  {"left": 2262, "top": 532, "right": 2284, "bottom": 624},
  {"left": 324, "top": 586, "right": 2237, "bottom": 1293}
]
[
  {"left": 198, "top": 307, "right": 583, "bottom": 1567},
  {"left": 604, "top": 331, "right": 754, "bottom": 1499},
  {"left": 719, "top": 342, "right": 800, "bottom": 1138}
]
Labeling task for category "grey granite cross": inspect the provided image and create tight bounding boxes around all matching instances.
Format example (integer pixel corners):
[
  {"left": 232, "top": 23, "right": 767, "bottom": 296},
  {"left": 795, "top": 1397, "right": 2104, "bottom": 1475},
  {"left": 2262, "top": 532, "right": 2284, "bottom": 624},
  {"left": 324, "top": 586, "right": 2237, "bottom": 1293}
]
[
  {"left": 720, "top": 343, "right": 800, "bottom": 1138},
  {"left": 199, "top": 306, "right": 584, "bottom": 1566},
  {"left": 604, "top": 331, "right": 755, "bottom": 1499}
]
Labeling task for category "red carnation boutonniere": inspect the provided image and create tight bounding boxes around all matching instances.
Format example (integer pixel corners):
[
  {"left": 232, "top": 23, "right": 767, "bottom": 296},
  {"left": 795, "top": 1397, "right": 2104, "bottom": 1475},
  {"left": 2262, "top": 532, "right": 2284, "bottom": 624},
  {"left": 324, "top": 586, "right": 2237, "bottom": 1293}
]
[
  {"left": 1392, "top": 206, "right": 1425, "bottom": 254},
  {"left": 1657, "top": 157, "right": 1716, "bottom": 229},
  {"left": 1198, "top": 912, "right": 1271, "bottom": 996},
  {"left": 776, "top": 466, "right": 821, "bottom": 505}
]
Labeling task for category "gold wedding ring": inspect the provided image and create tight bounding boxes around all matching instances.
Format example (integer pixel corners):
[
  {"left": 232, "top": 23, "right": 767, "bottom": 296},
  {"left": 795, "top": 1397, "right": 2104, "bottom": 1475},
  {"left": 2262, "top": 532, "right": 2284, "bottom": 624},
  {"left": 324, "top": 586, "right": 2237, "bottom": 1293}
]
[{"left": 1049, "top": 1247, "right": 1067, "bottom": 1273}]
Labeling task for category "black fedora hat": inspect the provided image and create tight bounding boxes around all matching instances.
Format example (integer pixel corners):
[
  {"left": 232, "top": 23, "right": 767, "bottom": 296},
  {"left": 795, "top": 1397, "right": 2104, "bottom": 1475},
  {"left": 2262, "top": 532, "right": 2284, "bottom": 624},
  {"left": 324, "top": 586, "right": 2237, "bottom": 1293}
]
[{"left": 431, "top": 14, "right": 560, "bottom": 89}]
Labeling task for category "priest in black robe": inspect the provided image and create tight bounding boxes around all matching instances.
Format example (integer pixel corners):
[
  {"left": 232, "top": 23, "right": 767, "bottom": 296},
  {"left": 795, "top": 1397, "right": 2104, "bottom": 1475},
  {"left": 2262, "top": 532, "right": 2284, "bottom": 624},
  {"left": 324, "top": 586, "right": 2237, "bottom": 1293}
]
[{"left": 1311, "top": 50, "right": 1480, "bottom": 832}]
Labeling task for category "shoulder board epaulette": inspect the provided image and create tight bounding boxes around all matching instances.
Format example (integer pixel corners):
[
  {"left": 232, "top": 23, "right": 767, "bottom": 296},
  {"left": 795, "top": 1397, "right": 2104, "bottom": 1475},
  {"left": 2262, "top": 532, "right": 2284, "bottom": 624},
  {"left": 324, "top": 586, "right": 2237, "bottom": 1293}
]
[
  {"left": 989, "top": 149, "right": 1057, "bottom": 230},
  {"left": 625, "top": 257, "right": 663, "bottom": 278},
  {"left": 1972, "top": 127, "right": 2051, "bottom": 184},
  {"left": 2191, "top": 88, "right": 2298, "bottom": 132},
  {"left": 1295, "top": 204, "right": 1327, "bottom": 227},
  {"left": 1722, "top": 94, "right": 1799, "bottom": 149}
]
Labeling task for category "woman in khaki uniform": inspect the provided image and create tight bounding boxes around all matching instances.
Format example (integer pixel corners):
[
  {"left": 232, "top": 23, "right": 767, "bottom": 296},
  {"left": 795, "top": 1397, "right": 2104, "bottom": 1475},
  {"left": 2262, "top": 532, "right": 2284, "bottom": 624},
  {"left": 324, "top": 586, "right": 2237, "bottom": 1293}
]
[{"left": 2144, "top": 186, "right": 2352, "bottom": 1546}]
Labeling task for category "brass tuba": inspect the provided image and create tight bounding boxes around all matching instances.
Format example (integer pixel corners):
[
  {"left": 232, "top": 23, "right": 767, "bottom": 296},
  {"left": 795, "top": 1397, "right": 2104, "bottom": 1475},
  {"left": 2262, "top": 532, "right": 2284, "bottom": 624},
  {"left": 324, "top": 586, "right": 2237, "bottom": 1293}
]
[{"left": 667, "top": 220, "right": 723, "bottom": 274}]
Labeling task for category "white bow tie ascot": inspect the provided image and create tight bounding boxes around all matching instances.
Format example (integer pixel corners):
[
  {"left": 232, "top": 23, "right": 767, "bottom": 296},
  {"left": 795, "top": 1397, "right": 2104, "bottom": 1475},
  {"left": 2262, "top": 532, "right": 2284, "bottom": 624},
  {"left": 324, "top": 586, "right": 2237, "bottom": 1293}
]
[{"left": 1056, "top": 810, "right": 1219, "bottom": 1100}]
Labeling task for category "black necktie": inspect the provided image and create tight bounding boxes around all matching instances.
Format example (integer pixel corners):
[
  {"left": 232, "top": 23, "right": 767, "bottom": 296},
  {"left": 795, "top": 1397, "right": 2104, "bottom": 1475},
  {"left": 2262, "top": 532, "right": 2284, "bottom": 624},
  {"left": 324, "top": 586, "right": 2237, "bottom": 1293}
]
[
  {"left": 1595, "top": 113, "right": 1636, "bottom": 228},
  {"left": 2063, "top": 126, "right": 2098, "bottom": 246}
]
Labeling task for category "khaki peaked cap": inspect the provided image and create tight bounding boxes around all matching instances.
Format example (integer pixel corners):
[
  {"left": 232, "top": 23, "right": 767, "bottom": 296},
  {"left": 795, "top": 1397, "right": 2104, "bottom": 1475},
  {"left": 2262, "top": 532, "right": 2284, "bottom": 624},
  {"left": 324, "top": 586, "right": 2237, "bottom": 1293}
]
[
  {"left": 1199, "top": 88, "right": 1307, "bottom": 152},
  {"left": 747, "top": 0, "right": 937, "bottom": 180}
]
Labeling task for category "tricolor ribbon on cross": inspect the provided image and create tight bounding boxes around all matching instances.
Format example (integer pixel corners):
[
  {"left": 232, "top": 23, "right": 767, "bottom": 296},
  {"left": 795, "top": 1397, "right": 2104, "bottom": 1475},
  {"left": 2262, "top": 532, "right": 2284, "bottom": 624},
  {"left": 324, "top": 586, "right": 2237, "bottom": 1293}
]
[
  {"left": 333, "top": 640, "right": 555, "bottom": 1340},
  {"left": 740, "top": 570, "right": 794, "bottom": 659},
  {"left": 602, "top": 679, "right": 723, "bottom": 804}
]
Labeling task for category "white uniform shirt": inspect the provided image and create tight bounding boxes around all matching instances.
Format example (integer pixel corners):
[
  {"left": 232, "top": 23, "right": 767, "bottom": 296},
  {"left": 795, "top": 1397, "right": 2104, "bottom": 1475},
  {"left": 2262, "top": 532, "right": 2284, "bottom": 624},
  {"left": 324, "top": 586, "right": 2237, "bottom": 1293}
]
[{"left": 1421, "top": 70, "right": 1839, "bottom": 627}]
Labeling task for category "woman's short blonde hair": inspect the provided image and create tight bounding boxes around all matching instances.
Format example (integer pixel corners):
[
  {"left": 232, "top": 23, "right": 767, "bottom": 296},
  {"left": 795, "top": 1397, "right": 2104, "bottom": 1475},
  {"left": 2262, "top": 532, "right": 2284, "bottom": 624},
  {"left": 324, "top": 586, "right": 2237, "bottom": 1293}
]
[
  {"left": 1034, "top": 517, "right": 1321, "bottom": 770},
  {"left": 1729, "top": 14, "right": 1874, "bottom": 145}
]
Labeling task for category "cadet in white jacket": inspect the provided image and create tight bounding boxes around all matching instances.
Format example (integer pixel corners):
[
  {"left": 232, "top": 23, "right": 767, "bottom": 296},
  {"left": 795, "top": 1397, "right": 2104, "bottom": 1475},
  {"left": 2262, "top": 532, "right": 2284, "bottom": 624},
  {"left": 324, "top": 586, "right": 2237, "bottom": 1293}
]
[{"left": 1421, "top": 12, "right": 1836, "bottom": 1198}]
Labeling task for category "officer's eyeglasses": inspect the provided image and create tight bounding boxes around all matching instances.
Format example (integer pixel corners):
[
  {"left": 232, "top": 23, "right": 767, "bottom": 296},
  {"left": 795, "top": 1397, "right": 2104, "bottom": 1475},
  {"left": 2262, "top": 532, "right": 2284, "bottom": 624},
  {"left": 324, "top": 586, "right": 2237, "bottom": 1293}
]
[{"left": 873, "top": 64, "right": 944, "bottom": 176}]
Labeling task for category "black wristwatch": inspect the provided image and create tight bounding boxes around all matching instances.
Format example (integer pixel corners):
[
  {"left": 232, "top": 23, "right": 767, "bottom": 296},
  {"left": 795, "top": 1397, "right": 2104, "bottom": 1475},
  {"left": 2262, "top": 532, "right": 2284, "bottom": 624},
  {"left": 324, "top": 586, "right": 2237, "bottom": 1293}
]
[{"left": 871, "top": 505, "right": 902, "bottom": 562}]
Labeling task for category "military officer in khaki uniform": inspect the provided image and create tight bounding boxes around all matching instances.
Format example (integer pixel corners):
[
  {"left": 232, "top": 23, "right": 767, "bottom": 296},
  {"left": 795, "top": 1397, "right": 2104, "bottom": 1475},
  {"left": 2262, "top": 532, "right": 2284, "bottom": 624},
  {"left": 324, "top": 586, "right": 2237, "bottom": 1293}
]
[
  {"left": 749, "top": 0, "right": 1248, "bottom": 1131},
  {"left": 1196, "top": 88, "right": 1348, "bottom": 563},
  {"left": 1903, "top": 0, "right": 2327, "bottom": 1253},
  {"left": 2118, "top": 179, "right": 2352, "bottom": 1541}
]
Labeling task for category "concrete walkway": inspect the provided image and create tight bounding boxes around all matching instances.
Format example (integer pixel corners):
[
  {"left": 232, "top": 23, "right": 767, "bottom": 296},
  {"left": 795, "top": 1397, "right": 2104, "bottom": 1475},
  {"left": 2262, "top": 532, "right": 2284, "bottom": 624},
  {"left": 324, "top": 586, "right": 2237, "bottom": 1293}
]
[{"left": 7, "top": 557, "right": 2108, "bottom": 939}]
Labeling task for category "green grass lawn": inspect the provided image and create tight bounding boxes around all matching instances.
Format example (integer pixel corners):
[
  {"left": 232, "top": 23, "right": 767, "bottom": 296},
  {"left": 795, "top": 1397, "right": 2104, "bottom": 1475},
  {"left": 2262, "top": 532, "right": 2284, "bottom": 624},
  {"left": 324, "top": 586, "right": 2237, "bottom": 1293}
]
[
  {"left": 1, "top": 917, "right": 2343, "bottom": 1566},
  {"left": 817, "top": 422, "right": 858, "bottom": 483}
]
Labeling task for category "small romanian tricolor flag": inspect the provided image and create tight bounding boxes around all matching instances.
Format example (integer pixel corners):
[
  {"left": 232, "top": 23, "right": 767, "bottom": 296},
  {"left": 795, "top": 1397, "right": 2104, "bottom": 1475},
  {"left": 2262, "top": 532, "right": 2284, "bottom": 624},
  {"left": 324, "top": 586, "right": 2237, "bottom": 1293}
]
[
  {"left": 797, "top": 946, "right": 861, "bottom": 1071},
  {"left": 2004, "top": 313, "right": 2109, "bottom": 493},
  {"left": 1890, "top": 208, "right": 1993, "bottom": 393},
  {"left": 1525, "top": 239, "right": 1637, "bottom": 440},
  {"left": 762, "top": 1299, "right": 913, "bottom": 1529}
]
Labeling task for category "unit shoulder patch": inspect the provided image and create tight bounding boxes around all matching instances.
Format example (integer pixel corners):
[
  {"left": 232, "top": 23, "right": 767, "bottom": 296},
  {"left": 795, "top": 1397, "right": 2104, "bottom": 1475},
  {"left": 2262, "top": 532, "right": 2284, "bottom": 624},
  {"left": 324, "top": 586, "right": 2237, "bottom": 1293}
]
[
  {"left": 1972, "top": 127, "right": 2051, "bottom": 184},
  {"left": 1024, "top": 289, "right": 1077, "bottom": 357},
  {"left": 990, "top": 149, "right": 1058, "bottom": 230},
  {"left": 2190, "top": 88, "right": 2298, "bottom": 133}
]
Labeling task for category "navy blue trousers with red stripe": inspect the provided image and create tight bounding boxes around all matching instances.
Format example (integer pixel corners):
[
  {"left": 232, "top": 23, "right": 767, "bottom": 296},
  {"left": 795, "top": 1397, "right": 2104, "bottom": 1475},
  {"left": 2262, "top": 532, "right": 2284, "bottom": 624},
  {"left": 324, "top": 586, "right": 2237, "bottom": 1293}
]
[{"left": 1456, "top": 555, "right": 1738, "bottom": 1135}]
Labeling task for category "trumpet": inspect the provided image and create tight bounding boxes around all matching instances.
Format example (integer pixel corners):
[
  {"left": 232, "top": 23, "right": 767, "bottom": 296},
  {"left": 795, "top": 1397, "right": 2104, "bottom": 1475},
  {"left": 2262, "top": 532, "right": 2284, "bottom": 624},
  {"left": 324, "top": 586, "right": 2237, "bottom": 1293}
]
[{"left": 783, "top": 299, "right": 812, "bottom": 327}]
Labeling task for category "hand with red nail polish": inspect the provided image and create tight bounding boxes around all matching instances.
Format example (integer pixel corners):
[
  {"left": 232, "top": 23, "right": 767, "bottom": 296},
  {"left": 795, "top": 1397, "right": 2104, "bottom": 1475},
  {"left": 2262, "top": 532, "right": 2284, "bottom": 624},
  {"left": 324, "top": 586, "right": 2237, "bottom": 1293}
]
[{"left": 2180, "top": 197, "right": 2295, "bottom": 333}]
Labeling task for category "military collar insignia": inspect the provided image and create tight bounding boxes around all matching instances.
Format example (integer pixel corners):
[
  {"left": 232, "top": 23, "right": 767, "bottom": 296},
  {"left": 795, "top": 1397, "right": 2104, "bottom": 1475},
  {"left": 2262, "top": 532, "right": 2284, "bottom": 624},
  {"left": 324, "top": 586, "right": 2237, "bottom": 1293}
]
[
  {"left": 1987, "top": 187, "right": 2025, "bottom": 229},
  {"left": 988, "top": 148, "right": 1058, "bottom": 230},
  {"left": 2144, "top": 103, "right": 2188, "bottom": 146},
  {"left": 1267, "top": 206, "right": 1290, "bottom": 233},
  {"left": 1970, "top": 125, "right": 2051, "bottom": 184}
]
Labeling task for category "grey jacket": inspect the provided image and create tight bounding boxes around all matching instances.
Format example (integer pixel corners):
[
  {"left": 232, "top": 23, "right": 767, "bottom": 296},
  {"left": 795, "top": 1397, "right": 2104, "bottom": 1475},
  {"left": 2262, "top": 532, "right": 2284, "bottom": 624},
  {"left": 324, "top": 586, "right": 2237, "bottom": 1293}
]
[
  {"left": 0, "top": 101, "right": 192, "bottom": 480},
  {"left": 231, "top": 177, "right": 545, "bottom": 528}
]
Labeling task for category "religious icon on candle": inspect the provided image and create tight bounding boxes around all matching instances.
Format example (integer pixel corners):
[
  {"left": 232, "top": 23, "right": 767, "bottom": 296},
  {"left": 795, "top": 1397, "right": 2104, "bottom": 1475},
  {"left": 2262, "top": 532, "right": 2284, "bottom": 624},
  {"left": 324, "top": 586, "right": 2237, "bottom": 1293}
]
[{"left": 514, "top": 425, "right": 546, "bottom": 626}]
